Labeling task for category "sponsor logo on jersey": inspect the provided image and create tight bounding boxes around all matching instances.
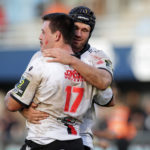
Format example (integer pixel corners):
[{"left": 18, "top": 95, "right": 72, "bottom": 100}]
[
  {"left": 64, "top": 69, "right": 84, "bottom": 82},
  {"left": 92, "top": 55, "right": 104, "bottom": 64},
  {"left": 14, "top": 76, "right": 30, "bottom": 97}
]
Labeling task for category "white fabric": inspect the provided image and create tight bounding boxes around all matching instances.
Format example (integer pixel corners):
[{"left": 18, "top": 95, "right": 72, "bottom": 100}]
[
  {"left": 80, "top": 46, "right": 113, "bottom": 76},
  {"left": 11, "top": 51, "right": 97, "bottom": 144},
  {"left": 79, "top": 46, "right": 113, "bottom": 149},
  {"left": 94, "top": 87, "right": 113, "bottom": 106},
  {"left": 11, "top": 46, "right": 113, "bottom": 146}
]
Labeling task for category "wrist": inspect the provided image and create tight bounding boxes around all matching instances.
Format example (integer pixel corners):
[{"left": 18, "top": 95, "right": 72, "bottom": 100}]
[{"left": 70, "top": 54, "right": 78, "bottom": 66}]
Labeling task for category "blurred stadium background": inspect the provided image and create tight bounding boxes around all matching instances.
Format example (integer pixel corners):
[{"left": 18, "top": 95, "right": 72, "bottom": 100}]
[{"left": 0, "top": 0, "right": 150, "bottom": 150}]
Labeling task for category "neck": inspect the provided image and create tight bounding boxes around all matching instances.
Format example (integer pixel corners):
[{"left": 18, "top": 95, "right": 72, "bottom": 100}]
[
  {"left": 54, "top": 42, "right": 73, "bottom": 54},
  {"left": 72, "top": 47, "right": 82, "bottom": 53},
  {"left": 62, "top": 44, "right": 73, "bottom": 54},
  {"left": 72, "top": 43, "right": 89, "bottom": 53}
]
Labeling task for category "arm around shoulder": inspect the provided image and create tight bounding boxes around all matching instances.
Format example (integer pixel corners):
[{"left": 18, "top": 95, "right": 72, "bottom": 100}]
[{"left": 70, "top": 56, "right": 112, "bottom": 90}]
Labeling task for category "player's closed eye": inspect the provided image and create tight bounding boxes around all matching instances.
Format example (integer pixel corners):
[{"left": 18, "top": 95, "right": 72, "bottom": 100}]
[{"left": 81, "top": 28, "right": 89, "bottom": 33}]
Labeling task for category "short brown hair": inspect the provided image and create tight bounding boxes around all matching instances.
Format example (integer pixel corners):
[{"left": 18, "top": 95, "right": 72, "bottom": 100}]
[{"left": 42, "top": 13, "right": 75, "bottom": 45}]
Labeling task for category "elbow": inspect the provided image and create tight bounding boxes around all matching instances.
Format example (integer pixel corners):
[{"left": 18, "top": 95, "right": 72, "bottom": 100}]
[
  {"left": 99, "top": 75, "right": 112, "bottom": 90},
  {"left": 4, "top": 91, "right": 16, "bottom": 111},
  {"left": 6, "top": 103, "right": 17, "bottom": 112},
  {"left": 5, "top": 98, "right": 18, "bottom": 112},
  {"left": 97, "top": 79, "right": 112, "bottom": 90},
  {"left": 96, "top": 69, "right": 113, "bottom": 90},
  {"left": 102, "top": 82, "right": 111, "bottom": 90},
  {"left": 4, "top": 92, "right": 22, "bottom": 112}
]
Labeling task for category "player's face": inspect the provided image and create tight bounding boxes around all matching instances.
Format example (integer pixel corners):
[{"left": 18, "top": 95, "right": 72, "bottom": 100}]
[
  {"left": 39, "top": 21, "right": 55, "bottom": 51},
  {"left": 72, "top": 22, "right": 91, "bottom": 52}
]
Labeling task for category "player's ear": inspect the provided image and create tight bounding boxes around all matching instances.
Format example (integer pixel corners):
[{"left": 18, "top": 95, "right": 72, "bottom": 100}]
[{"left": 55, "top": 31, "right": 61, "bottom": 42}]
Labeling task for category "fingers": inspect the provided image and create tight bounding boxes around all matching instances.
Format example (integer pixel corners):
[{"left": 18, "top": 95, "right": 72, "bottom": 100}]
[
  {"left": 28, "top": 120, "right": 41, "bottom": 124},
  {"left": 36, "top": 111, "right": 49, "bottom": 118},
  {"left": 33, "top": 110, "right": 49, "bottom": 118},
  {"left": 28, "top": 111, "right": 49, "bottom": 124},
  {"left": 42, "top": 49, "right": 53, "bottom": 57},
  {"left": 46, "top": 58, "right": 58, "bottom": 63},
  {"left": 43, "top": 53, "right": 52, "bottom": 57},
  {"left": 37, "top": 115, "right": 48, "bottom": 120}
]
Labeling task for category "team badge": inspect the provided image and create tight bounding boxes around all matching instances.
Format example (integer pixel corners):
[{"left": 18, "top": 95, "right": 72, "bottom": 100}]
[
  {"left": 105, "top": 59, "right": 112, "bottom": 70},
  {"left": 105, "top": 60, "right": 111, "bottom": 67},
  {"left": 14, "top": 76, "right": 30, "bottom": 97}
]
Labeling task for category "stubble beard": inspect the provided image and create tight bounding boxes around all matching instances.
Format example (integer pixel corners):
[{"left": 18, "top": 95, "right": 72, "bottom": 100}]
[{"left": 72, "top": 40, "right": 88, "bottom": 53}]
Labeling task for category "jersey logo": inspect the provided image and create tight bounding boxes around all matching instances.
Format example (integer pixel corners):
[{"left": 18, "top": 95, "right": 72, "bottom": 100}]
[
  {"left": 92, "top": 55, "right": 104, "bottom": 64},
  {"left": 97, "top": 59, "right": 104, "bottom": 64},
  {"left": 14, "top": 76, "right": 30, "bottom": 97},
  {"left": 64, "top": 69, "right": 85, "bottom": 82},
  {"left": 105, "top": 59, "right": 113, "bottom": 70}
]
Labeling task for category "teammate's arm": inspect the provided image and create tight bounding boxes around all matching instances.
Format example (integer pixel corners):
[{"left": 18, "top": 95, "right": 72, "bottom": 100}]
[
  {"left": 20, "top": 102, "right": 49, "bottom": 124},
  {"left": 43, "top": 48, "right": 112, "bottom": 90},
  {"left": 70, "top": 56, "right": 112, "bottom": 90}
]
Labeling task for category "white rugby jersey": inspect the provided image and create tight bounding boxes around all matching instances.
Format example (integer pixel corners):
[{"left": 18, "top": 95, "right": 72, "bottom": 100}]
[
  {"left": 80, "top": 87, "right": 113, "bottom": 149},
  {"left": 79, "top": 45, "right": 113, "bottom": 149},
  {"left": 10, "top": 45, "right": 113, "bottom": 145},
  {"left": 80, "top": 46, "right": 113, "bottom": 76},
  {"left": 10, "top": 51, "right": 97, "bottom": 144}
]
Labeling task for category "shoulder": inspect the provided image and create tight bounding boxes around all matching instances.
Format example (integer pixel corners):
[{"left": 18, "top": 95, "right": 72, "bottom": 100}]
[
  {"left": 88, "top": 46, "right": 110, "bottom": 59},
  {"left": 31, "top": 51, "right": 42, "bottom": 60},
  {"left": 83, "top": 46, "right": 112, "bottom": 63},
  {"left": 28, "top": 51, "right": 43, "bottom": 65},
  {"left": 84, "top": 46, "right": 113, "bottom": 74},
  {"left": 25, "top": 51, "right": 44, "bottom": 75}
]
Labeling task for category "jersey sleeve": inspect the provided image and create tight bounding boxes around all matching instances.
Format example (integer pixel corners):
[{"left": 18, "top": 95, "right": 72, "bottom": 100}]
[
  {"left": 10, "top": 53, "right": 42, "bottom": 107},
  {"left": 90, "top": 48, "right": 113, "bottom": 76},
  {"left": 93, "top": 86, "right": 113, "bottom": 106}
]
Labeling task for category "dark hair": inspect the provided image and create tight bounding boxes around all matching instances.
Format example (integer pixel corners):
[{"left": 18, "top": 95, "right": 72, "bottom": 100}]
[
  {"left": 42, "top": 13, "right": 75, "bottom": 45},
  {"left": 69, "top": 6, "right": 96, "bottom": 33}
]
